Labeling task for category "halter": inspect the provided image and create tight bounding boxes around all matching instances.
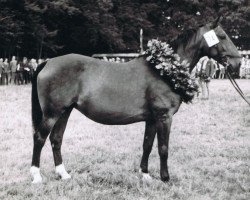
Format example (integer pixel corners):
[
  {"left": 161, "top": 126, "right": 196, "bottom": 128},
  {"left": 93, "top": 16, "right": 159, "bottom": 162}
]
[{"left": 203, "top": 30, "right": 250, "bottom": 106}]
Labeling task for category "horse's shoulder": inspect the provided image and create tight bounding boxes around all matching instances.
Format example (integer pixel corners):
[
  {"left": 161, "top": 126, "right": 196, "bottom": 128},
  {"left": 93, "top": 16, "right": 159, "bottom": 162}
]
[{"left": 146, "top": 79, "right": 181, "bottom": 112}]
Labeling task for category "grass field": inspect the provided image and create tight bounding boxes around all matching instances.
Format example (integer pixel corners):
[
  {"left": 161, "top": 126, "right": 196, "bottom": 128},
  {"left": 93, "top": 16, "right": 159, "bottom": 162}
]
[{"left": 0, "top": 79, "right": 249, "bottom": 200}]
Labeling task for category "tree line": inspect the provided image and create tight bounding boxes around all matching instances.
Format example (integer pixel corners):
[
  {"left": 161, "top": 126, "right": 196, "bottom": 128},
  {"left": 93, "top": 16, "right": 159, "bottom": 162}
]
[{"left": 0, "top": 0, "right": 249, "bottom": 59}]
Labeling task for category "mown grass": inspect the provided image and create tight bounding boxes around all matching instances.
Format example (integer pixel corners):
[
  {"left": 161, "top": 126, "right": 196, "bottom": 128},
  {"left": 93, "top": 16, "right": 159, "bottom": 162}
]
[{"left": 0, "top": 79, "right": 249, "bottom": 200}]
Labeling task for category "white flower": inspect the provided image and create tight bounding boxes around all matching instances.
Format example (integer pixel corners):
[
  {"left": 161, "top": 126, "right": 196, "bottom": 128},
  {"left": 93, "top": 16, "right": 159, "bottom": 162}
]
[
  {"left": 181, "top": 60, "right": 189, "bottom": 67},
  {"left": 147, "top": 40, "right": 153, "bottom": 47},
  {"left": 146, "top": 56, "right": 153, "bottom": 61},
  {"left": 155, "top": 64, "right": 163, "bottom": 69}
]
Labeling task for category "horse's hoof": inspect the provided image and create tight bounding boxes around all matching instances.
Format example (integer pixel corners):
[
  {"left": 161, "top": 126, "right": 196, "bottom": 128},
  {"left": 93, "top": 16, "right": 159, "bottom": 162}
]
[
  {"left": 32, "top": 177, "right": 42, "bottom": 184},
  {"left": 161, "top": 176, "right": 170, "bottom": 182},
  {"left": 139, "top": 169, "right": 153, "bottom": 184},
  {"left": 55, "top": 163, "right": 71, "bottom": 180},
  {"left": 142, "top": 173, "right": 152, "bottom": 183},
  {"left": 61, "top": 173, "right": 71, "bottom": 180},
  {"left": 30, "top": 166, "right": 43, "bottom": 184}
]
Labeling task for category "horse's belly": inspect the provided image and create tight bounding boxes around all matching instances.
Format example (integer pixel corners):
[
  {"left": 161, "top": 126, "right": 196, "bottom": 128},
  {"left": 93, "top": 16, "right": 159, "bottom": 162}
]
[
  {"left": 83, "top": 110, "right": 147, "bottom": 125},
  {"left": 76, "top": 95, "right": 149, "bottom": 125}
]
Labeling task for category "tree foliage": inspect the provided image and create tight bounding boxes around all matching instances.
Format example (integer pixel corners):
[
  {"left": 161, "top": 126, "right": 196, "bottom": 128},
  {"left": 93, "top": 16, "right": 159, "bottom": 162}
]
[{"left": 0, "top": 0, "right": 249, "bottom": 58}]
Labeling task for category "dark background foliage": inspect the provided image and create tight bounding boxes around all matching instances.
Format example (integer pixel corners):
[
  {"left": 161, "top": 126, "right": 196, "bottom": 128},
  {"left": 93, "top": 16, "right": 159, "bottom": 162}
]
[{"left": 0, "top": 0, "right": 249, "bottom": 58}]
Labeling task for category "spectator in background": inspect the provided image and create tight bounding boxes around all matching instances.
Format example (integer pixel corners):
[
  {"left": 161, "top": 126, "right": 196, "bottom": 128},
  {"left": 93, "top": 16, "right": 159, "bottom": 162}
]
[
  {"left": 17, "top": 58, "right": 25, "bottom": 84},
  {"left": 38, "top": 58, "right": 44, "bottom": 65},
  {"left": 0, "top": 58, "right": 3, "bottom": 85},
  {"left": 10, "top": 56, "right": 18, "bottom": 84},
  {"left": 218, "top": 63, "right": 225, "bottom": 79},
  {"left": 240, "top": 56, "right": 246, "bottom": 78},
  {"left": 29, "top": 58, "right": 37, "bottom": 79},
  {"left": 32, "top": 58, "right": 38, "bottom": 71},
  {"left": 115, "top": 57, "right": 120, "bottom": 63},
  {"left": 239, "top": 55, "right": 250, "bottom": 78},
  {"left": 213, "top": 62, "right": 220, "bottom": 79},
  {"left": 3, "top": 58, "right": 10, "bottom": 85},
  {"left": 20, "top": 57, "right": 30, "bottom": 84},
  {"left": 196, "top": 56, "right": 215, "bottom": 100},
  {"left": 102, "top": 56, "right": 108, "bottom": 61}
]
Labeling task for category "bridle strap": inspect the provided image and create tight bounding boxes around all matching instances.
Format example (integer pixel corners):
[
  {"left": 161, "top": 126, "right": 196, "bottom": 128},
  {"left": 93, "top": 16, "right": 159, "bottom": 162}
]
[
  {"left": 202, "top": 29, "right": 249, "bottom": 105},
  {"left": 227, "top": 70, "right": 250, "bottom": 106}
]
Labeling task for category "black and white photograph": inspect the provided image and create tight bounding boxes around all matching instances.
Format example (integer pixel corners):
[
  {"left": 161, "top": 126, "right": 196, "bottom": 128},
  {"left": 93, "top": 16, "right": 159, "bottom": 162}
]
[{"left": 0, "top": 0, "right": 249, "bottom": 199}]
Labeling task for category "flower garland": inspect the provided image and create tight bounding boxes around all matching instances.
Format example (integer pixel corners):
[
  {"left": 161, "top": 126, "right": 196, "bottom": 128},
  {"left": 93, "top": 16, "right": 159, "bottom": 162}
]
[{"left": 144, "top": 39, "right": 198, "bottom": 103}]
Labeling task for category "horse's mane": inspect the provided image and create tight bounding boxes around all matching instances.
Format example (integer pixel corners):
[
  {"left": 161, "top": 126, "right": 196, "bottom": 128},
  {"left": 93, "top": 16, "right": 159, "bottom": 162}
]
[
  {"left": 170, "top": 28, "right": 197, "bottom": 50},
  {"left": 138, "top": 28, "right": 197, "bottom": 57}
]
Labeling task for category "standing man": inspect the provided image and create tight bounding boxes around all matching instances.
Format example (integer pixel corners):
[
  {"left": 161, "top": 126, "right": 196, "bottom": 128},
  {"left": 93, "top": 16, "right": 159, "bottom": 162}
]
[
  {"left": 17, "top": 58, "right": 24, "bottom": 85},
  {"left": 30, "top": 58, "right": 37, "bottom": 78},
  {"left": 196, "top": 56, "right": 215, "bottom": 100},
  {"left": 0, "top": 58, "right": 3, "bottom": 85},
  {"left": 3, "top": 58, "right": 10, "bottom": 85},
  {"left": 20, "top": 57, "right": 30, "bottom": 84},
  {"left": 10, "top": 56, "right": 18, "bottom": 84},
  {"left": 218, "top": 63, "right": 225, "bottom": 79},
  {"left": 239, "top": 56, "right": 247, "bottom": 78}
]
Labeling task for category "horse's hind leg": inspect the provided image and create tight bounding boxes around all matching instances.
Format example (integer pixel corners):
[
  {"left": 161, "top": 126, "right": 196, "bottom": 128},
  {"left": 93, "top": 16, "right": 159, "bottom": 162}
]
[
  {"left": 49, "top": 108, "right": 72, "bottom": 180},
  {"left": 140, "top": 120, "right": 156, "bottom": 181},
  {"left": 30, "top": 117, "right": 57, "bottom": 183}
]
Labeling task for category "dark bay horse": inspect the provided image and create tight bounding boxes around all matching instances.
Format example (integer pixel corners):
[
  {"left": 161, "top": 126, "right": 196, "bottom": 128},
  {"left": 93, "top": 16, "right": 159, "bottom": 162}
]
[{"left": 30, "top": 20, "right": 241, "bottom": 183}]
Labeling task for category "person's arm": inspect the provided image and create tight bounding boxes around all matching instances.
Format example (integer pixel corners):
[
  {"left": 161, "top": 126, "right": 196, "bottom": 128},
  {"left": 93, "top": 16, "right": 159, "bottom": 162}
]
[{"left": 16, "top": 63, "right": 19, "bottom": 71}]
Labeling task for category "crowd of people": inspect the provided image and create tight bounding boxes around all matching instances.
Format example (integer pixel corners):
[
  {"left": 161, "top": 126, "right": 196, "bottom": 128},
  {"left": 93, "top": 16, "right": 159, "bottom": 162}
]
[
  {"left": 0, "top": 56, "right": 45, "bottom": 85},
  {"left": 1, "top": 54, "right": 249, "bottom": 89},
  {"left": 102, "top": 56, "right": 126, "bottom": 63}
]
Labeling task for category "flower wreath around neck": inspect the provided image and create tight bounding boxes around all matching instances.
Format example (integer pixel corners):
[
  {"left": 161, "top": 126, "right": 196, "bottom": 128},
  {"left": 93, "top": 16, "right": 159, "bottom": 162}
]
[{"left": 144, "top": 39, "right": 199, "bottom": 103}]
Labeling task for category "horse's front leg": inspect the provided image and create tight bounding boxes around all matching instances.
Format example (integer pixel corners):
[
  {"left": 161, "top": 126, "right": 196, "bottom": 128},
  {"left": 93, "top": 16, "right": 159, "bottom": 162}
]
[
  {"left": 155, "top": 111, "right": 172, "bottom": 182},
  {"left": 140, "top": 120, "right": 156, "bottom": 180}
]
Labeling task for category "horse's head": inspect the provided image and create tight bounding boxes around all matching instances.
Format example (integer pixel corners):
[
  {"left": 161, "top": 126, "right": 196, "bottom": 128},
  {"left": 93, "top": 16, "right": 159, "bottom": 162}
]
[
  {"left": 175, "top": 18, "right": 242, "bottom": 73},
  {"left": 198, "top": 18, "right": 242, "bottom": 72}
]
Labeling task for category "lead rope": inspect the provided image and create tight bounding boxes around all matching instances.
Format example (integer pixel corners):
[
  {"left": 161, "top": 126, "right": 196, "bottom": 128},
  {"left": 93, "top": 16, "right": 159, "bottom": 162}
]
[{"left": 226, "top": 70, "right": 250, "bottom": 106}]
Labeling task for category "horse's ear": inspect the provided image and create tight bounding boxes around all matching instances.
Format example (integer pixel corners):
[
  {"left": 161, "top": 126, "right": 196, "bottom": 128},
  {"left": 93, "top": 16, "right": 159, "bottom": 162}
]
[{"left": 211, "top": 16, "right": 222, "bottom": 29}]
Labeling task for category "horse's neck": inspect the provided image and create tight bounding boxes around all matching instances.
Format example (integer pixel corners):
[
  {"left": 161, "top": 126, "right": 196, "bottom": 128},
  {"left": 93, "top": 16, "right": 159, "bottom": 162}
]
[{"left": 175, "top": 35, "right": 203, "bottom": 72}]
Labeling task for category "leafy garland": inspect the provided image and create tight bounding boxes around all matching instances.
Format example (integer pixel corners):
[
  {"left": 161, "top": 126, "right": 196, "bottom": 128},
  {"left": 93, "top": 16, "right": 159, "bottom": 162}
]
[{"left": 144, "top": 39, "right": 198, "bottom": 103}]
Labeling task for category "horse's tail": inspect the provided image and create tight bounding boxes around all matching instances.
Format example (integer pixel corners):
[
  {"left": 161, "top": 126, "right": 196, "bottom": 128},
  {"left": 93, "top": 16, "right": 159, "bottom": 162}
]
[{"left": 31, "top": 61, "right": 47, "bottom": 132}]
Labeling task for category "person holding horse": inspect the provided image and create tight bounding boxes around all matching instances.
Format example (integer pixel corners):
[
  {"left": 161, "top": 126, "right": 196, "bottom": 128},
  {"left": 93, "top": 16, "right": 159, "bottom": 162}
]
[{"left": 196, "top": 56, "right": 216, "bottom": 100}]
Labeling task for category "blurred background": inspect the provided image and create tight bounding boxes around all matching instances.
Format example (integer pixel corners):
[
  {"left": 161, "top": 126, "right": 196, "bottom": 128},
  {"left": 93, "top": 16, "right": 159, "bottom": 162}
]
[{"left": 0, "top": 0, "right": 249, "bottom": 59}]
